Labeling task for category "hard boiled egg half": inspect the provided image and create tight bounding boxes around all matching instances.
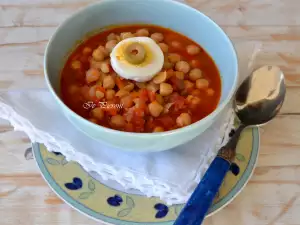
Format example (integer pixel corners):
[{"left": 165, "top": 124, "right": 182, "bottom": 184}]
[{"left": 110, "top": 37, "right": 164, "bottom": 82}]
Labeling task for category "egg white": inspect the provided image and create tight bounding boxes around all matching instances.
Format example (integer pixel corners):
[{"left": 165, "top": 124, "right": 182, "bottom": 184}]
[{"left": 110, "top": 37, "right": 164, "bottom": 82}]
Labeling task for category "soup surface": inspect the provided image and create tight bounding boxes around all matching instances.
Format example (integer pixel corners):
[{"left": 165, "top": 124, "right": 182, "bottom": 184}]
[{"left": 60, "top": 25, "right": 221, "bottom": 133}]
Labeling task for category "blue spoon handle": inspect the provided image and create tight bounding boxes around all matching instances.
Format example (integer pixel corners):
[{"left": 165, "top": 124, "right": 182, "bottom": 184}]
[
  {"left": 173, "top": 156, "right": 231, "bottom": 225},
  {"left": 174, "top": 124, "right": 246, "bottom": 225}
]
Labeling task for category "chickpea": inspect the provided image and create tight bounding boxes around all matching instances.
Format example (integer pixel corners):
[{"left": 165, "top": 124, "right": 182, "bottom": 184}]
[
  {"left": 158, "top": 43, "right": 169, "bottom": 53},
  {"left": 190, "top": 59, "right": 201, "bottom": 68},
  {"left": 100, "top": 62, "right": 110, "bottom": 74},
  {"left": 191, "top": 89, "right": 201, "bottom": 97},
  {"left": 163, "top": 60, "right": 174, "bottom": 69},
  {"left": 176, "top": 113, "right": 192, "bottom": 127},
  {"left": 91, "top": 108, "right": 104, "bottom": 120},
  {"left": 186, "top": 95, "right": 201, "bottom": 106},
  {"left": 186, "top": 45, "right": 201, "bottom": 55},
  {"left": 175, "top": 71, "right": 185, "bottom": 80},
  {"left": 86, "top": 68, "right": 101, "bottom": 84},
  {"left": 116, "top": 89, "right": 130, "bottom": 98},
  {"left": 98, "top": 45, "right": 109, "bottom": 56},
  {"left": 184, "top": 80, "right": 195, "bottom": 90},
  {"left": 153, "top": 126, "right": 164, "bottom": 132},
  {"left": 148, "top": 101, "right": 164, "bottom": 117},
  {"left": 171, "top": 41, "right": 182, "bottom": 49},
  {"left": 160, "top": 83, "right": 173, "bottom": 96},
  {"left": 136, "top": 82, "right": 146, "bottom": 89},
  {"left": 96, "top": 78, "right": 103, "bottom": 87},
  {"left": 71, "top": 60, "right": 81, "bottom": 70},
  {"left": 136, "top": 28, "right": 149, "bottom": 37},
  {"left": 196, "top": 79, "right": 209, "bottom": 89},
  {"left": 116, "top": 35, "right": 122, "bottom": 42},
  {"left": 123, "top": 83, "right": 134, "bottom": 92},
  {"left": 92, "top": 48, "right": 105, "bottom": 61},
  {"left": 111, "top": 115, "right": 125, "bottom": 128},
  {"left": 106, "top": 89, "right": 115, "bottom": 100},
  {"left": 83, "top": 47, "right": 92, "bottom": 55},
  {"left": 90, "top": 60, "right": 102, "bottom": 70},
  {"left": 191, "top": 97, "right": 201, "bottom": 105},
  {"left": 151, "top": 33, "right": 164, "bottom": 43},
  {"left": 105, "top": 40, "right": 117, "bottom": 53},
  {"left": 107, "top": 33, "right": 117, "bottom": 41},
  {"left": 207, "top": 88, "right": 215, "bottom": 96},
  {"left": 133, "top": 98, "right": 143, "bottom": 108},
  {"left": 156, "top": 94, "right": 164, "bottom": 105},
  {"left": 189, "top": 68, "right": 203, "bottom": 81},
  {"left": 88, "top": 85, "right": 97, "bottom": 98},
  {"left": 186, "top": 95, "right": 194, "bottom": 102},
  {"left": 166, "top": 69, "right": 175, "bottom": 79},
  {"left": 168, "top": 53, "right": 181, "bottom": 63},
  {"left": 120, "top": 95, "right": 134, "bottom": 108},
  {"left": 153, "top": 71, "right": 167, "bottom": 84},
  {"left": 163, "top": 102, "right": 174, "bottom": 114},
  {"left": 120, "top": 32, "right": 134, "bottom": 40},
  {"left": 175, "top": 61, "right": 190, "bottom": 73},
  {"left": 95, "top": 90, "right": 105, "bottom": 99},
  {"left": 103, "top": 76, "right": 115, "bottom": 89},
  {"left": 146, "top": 82, "right": 159, "bottom": 93}
]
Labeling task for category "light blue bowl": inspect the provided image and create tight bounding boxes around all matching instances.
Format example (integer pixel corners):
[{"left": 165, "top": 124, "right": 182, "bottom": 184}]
[{"left": 44, "top": 0, "right": 238, "bottom": 152}]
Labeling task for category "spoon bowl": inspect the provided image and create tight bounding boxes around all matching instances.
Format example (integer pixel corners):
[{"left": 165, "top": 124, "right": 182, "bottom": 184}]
[{"left": 235, "top": 65, "right": 286, "bottom": 126}]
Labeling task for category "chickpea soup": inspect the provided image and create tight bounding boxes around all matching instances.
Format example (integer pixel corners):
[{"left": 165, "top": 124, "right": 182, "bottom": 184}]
[{"left": 60, "top": 25, "right": 221, "bottom": 133}]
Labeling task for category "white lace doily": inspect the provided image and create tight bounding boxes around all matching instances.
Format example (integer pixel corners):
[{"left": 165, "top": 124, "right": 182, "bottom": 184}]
[{"left": 0, "top": 90, "right": 234, "bottom": 205}]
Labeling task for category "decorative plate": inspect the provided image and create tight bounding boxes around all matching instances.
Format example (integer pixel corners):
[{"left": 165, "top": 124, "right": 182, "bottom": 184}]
[{"left": 32, "top": 127, "right": 259, "bottom": 225}]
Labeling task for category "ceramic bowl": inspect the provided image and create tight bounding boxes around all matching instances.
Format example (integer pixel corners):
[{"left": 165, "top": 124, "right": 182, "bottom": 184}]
[{"left": 44, "top": 0, "right": 238, "bottom": 152}]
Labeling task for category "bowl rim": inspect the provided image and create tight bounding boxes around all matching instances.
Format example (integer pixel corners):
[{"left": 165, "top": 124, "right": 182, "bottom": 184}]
[{"left": 44, "top": 0, "right": 239, "bottom": 138}]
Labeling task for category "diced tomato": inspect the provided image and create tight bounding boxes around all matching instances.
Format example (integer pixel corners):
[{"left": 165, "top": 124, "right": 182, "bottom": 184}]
[
  {"left": 169, "top": 76, "right": 177, "bottom": 85},
  {"left": 130, "top": 114, "right": 145, "bottom": 132},
  {"left": 134, "top": 108, "right": 145, "bottom": 117},
  {"left": 131, "top": 91, "right": 140, "bottom": 99},
  {"left": 81, "top": 85, "right": 91, "bottom": 100},
  {"left": 145, "top": 120, "right": 154, "bottom": 131},
  {"left": 169, "top": 92, "right": 180, "bottom": 102},
  {"left": 148, "top": 91, "right": 156, "bottom": 102},
  {"left": 173, "top": 96, "right": 186, "bottom": 111},
  {"left": 176, "top": 79, "right": 185, "bottom": 90},
  {"left": 116, "top": 77, "right": 125, "bottom": 89},
  {"left": 124, "top": 108, "right": 134, "bottom": 122},
  {"left": 172, "top": 84, "right": 178, "bottom": 92},
  {"left": 125, "top": 122, "right": 134, "bottom": 132},
  {"left": 105, "top": 107, "right": 118, "bottom": 116},
  {"left": 170, "top": 76, "right": 184, "bottom": 91},
  {"left": 134, "top": 98, "right": 147, "bottom": 110},
  {"left": 95, "top": 86, "right": 106, "bottom": 93},
  {"left": 139, "top": 89, "right": 149, "bottom": 102},
  {"left": 157, "top": 116, "right": 175, "bottom": 128}
]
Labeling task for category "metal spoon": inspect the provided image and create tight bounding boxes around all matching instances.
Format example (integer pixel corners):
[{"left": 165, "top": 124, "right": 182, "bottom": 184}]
[{"left": 174, "top": 65, "right": 286, "bottom": 225}]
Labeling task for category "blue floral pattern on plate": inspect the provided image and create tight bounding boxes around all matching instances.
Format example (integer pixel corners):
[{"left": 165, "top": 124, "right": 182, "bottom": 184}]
[
  {"left": 154, "top": 203, "right": 169, "bottom": 218},
  {"left": 107, "top": 195, "right": 123, "bottom": 207},
  {"left": 65, "top": 177, "right": 83, "bottom": 190}
]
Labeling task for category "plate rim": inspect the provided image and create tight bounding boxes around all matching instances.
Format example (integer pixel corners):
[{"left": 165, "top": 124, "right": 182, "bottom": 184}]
[{"left": 32, "top": 127, "right": 260, "bottom": 225}]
